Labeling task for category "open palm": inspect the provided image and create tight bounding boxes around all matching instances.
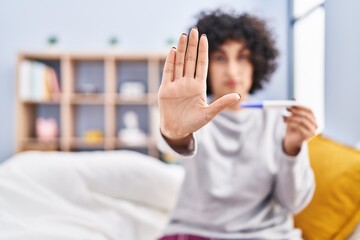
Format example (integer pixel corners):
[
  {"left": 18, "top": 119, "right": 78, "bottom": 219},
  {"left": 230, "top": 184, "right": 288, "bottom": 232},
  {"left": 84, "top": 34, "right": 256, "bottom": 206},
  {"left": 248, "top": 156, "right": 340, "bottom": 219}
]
[{"left": 158, "top": 28, "right": 241, "bottom": 140}]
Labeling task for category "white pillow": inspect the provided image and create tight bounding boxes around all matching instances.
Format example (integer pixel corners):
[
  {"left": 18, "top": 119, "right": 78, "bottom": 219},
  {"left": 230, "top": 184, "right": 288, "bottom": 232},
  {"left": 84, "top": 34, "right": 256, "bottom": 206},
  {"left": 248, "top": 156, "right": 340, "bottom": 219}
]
[
  {"left": 3, "top": 150, "right": 184, "bottom": 211},
  {"left": 77, "top": 150, "right": 185, "bottom": 211}
]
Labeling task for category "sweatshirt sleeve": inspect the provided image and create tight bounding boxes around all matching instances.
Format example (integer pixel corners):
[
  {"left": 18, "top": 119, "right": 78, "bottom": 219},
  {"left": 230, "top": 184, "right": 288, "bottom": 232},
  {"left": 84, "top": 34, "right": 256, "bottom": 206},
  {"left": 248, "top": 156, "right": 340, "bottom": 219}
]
[
  {"left": 157, "top": 130, "right": 197, "bottom": 159},
  {"left": 274, "top": 142, "right": 315, "bottom": 214}
]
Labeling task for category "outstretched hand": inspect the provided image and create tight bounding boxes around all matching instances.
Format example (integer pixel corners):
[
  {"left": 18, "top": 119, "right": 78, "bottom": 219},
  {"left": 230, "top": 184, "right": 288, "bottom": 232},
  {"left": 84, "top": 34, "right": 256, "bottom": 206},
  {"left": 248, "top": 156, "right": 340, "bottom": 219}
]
[{"left": 158, "top": 28, "right": 241, "bottom": 141}]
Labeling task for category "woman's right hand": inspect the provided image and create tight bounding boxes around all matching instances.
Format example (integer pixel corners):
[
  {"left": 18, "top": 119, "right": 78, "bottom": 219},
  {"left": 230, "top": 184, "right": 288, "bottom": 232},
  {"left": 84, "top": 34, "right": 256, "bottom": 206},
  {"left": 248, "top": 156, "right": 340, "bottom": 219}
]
[{"left": 158, "top": 28, "right": 241, "bottom": 141}]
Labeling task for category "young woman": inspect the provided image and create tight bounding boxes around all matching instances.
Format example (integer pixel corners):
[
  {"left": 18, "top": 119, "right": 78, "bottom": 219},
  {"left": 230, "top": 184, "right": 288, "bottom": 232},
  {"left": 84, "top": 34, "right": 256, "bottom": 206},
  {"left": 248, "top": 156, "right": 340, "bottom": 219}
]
[{"left": 158, "top": 10, "right": 317, "bottom": 240}]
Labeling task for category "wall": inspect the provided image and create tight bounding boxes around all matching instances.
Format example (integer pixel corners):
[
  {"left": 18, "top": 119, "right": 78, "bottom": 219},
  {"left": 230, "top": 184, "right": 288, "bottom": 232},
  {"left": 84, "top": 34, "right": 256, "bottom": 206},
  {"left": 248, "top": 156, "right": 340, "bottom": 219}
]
[
  {"left": 324, "top": 0, "right": 360, "bottom": 147},
  {"left": 0, "top": 0, "right": 289, "bottom": 162}
]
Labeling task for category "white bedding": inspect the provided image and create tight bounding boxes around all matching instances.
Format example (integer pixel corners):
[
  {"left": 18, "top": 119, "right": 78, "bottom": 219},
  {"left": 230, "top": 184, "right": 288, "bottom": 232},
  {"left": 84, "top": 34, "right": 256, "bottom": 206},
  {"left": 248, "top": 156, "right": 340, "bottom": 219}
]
[{"left": 0, "top": 151, "right": 184, "bottom": 240}]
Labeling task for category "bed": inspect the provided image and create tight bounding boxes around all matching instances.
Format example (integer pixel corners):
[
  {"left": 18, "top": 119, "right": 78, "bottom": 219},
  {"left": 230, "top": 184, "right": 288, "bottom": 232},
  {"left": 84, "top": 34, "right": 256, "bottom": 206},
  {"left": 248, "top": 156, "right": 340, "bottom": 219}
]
[{"left": 0, "top": 150, "right": 184, "bottom": 240}]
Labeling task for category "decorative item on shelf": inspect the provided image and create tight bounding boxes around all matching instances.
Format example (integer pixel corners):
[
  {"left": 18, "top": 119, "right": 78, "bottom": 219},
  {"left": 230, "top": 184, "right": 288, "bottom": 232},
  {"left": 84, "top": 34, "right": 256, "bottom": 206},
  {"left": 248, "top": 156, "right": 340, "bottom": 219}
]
[
  {"left": 36, "top": 118, "right": 58, "bottom": 142},
  {"left": 47, "top": 35, "right": 59, "bottom": 51},
  {"left": 118, "top": 111, "right": 146, "bottom": 146},
  {"left": 119, "top": 81, "right": 145, "bottom": 98},
  {"left": 166, "top": 37, "right": 176, "bottom": 47},
  {"left": 108, "top": 36, "right": 120, "bottom": 51},
  {"left": 83, "top": 130, "right": 103, "bottom": 143},
  {"left": 78, "top": 82, "right": 99, "bottom": 95},
  {"left": 163, "top": 37, "right": 176, "bottom": 52}
]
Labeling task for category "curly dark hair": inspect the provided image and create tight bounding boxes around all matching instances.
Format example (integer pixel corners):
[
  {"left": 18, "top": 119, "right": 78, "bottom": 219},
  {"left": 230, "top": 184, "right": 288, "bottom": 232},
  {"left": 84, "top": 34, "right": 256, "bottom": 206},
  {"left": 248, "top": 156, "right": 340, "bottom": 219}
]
[{"left": 192, "top": 10, "right": 278, "bottom": 95}]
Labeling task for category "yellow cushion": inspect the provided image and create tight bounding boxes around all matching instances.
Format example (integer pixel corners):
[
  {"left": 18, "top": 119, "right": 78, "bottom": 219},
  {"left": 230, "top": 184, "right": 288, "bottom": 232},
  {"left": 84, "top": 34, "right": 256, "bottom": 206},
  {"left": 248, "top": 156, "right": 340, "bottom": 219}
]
[{"left": 294, "top": 135, "right": 360, "bottom": 240}]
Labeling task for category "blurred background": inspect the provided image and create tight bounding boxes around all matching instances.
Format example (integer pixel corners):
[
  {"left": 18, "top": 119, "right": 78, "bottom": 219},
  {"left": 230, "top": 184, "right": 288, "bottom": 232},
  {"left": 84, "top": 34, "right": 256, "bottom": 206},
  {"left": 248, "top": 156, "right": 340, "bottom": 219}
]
[{"left": 0, "top": 0, "right": 359, "bottom": 162}]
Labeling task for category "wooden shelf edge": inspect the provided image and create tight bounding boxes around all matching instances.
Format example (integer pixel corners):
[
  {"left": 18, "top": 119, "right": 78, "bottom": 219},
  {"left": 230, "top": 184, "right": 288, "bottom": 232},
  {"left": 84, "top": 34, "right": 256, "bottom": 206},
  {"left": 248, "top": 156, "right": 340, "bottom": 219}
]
[
  {"left": 70, "top": 138, "right": 105, "bottom": 149},
  {"left": 20, "top": 100, "right": 61, "bottom": 105},
  {"left": 20, "top": 138, "right": 61, "bottom": 151}
]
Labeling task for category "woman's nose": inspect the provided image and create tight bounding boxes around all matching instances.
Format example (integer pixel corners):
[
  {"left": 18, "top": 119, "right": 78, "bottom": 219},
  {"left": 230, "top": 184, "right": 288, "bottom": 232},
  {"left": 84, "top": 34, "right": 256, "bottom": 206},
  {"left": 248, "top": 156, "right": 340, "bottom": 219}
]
[{"left": 226, "top": 60, "right": 240, "bottom": 77}]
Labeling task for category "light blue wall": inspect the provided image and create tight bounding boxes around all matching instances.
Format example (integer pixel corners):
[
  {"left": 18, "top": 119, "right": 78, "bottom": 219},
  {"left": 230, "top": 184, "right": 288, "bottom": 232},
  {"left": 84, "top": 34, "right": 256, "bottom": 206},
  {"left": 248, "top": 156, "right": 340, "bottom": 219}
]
[
  {"left": 0, "top": 0, "right": 289, "bottom": 162},
  {"left": 324, "top": 0, "right": 360, "bottom": 147}
]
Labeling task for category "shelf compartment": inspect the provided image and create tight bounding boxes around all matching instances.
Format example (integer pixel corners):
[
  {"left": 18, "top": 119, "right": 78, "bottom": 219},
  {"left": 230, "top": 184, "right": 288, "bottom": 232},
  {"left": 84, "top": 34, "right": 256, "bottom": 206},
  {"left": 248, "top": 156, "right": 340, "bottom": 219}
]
[
  {"left": 116, "top": 60, "right": 148, "bottom": 97},
  {"left": 116, "top": 105, "right": 149, "bottom": 147},
  {"left": 74, "top": 60, "right": 105, "bottom": 95},
  {"left": 18, "top": 104, "right": 61, "bottom": 143},
  {"left": 74, "top": 105, "right": 105, "bottom": 141},
  {"left": 18, "top": 58, "right": 62, "bottom": 102}
]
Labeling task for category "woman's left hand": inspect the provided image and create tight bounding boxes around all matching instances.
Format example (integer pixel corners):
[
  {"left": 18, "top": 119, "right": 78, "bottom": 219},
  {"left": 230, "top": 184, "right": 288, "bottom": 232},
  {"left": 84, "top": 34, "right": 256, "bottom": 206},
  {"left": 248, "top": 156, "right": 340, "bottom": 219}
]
[{"left": 283, "top": 105, "right": 318, "bottom": 156}]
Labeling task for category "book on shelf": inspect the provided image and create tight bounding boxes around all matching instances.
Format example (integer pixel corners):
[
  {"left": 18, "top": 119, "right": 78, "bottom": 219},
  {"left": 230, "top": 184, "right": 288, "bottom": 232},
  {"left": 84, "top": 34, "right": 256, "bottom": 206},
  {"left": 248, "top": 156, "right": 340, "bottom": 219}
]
[{"left": 19, "top": 60, "right": 61, "bottom": 101}]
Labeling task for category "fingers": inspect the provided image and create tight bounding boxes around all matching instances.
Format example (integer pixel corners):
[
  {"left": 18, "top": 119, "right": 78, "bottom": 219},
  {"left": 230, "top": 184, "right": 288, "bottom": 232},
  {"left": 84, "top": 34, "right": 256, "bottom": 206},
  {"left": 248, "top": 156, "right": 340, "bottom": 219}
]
[
  {"left": 174, "top": 33, "right": 188, "bottom": 80},
  {"left": 205, "top": 93, "right": 241, "bottom": 122},
  {"left": 284, "top": 116, "right": 315, "bottom": 134},
  {"left": 195, "top": 34, "right": 209, "bottom": 81},
  {"left": 184, "top": 28, "right": 199, "bottom": 78},
  {"left": 285, "top": 120, "right": 311, "bottom": 140},
  {"left": 284, "top": 105, "right": 318, "bottom": 138},
  {"left": 169, "top": 28, "right": 208, "bottom": 81},
  {"left": 162, "top": 47, "right": 176, "bottom": 84},
  {"left": 287, "top": 105, "right": 318, "bottom": 129}
]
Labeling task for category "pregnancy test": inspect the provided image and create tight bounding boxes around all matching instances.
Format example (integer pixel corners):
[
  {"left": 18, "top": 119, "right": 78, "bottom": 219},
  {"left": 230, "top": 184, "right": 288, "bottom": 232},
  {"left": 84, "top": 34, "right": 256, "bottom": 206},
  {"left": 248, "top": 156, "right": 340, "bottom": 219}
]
[{"left": 240, "top": 100, "right": 298, "bottom": 109}]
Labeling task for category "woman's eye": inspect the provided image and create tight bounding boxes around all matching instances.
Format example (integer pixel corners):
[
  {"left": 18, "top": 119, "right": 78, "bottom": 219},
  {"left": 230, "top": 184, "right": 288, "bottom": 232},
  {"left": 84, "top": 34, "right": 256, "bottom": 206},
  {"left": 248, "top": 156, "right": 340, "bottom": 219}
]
[
  {"left": 238, "top": 55, "right": 249, "bottom": 61},
  {"left": 214, "top": 55, "right": 225, "bottom": 62}
]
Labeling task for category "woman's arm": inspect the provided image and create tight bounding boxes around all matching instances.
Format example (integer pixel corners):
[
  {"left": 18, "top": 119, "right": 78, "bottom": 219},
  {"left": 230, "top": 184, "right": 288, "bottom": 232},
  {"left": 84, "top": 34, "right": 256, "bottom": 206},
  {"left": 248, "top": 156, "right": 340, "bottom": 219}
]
[
  {"left": 275, "top": 105, "right": 317, "bottom": 213},
  {"left": 275, "top": 143, "right": 316, "bottom": 214}
]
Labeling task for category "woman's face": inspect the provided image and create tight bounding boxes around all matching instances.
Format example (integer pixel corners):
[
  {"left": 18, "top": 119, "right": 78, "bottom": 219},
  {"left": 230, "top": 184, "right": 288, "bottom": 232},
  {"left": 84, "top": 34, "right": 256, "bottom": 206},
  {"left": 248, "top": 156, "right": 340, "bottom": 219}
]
[{"left": 209, "top": 40, "right": 253, "bottom": 103}]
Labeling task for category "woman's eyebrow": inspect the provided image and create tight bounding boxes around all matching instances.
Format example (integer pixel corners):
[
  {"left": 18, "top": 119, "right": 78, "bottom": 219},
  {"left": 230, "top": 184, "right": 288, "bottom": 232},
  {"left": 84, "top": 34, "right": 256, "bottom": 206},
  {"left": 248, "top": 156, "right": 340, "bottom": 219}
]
[
  {"left": 239, "top": 48, "right": 251, "bottom": 54},
  {"left": 213, "top": 48, "right": 225, "bottom": 54},
  {"left": 213, "top": 45, "right": 251, "bottom": 55}
]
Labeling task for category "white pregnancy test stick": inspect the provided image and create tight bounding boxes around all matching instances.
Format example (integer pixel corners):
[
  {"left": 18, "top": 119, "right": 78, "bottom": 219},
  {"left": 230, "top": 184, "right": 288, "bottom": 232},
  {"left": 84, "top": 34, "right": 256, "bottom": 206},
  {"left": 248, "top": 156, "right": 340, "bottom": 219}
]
[{"left": 240, "top": 100, "right": 298, "bottom": 109}]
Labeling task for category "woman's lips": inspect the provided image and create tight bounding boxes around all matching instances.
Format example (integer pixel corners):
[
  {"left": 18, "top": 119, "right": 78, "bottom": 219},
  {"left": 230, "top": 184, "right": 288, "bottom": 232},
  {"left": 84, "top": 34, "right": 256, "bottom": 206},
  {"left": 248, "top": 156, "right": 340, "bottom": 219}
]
[{"left": 225, "top": 80, "right": 238, "bottom": 87}]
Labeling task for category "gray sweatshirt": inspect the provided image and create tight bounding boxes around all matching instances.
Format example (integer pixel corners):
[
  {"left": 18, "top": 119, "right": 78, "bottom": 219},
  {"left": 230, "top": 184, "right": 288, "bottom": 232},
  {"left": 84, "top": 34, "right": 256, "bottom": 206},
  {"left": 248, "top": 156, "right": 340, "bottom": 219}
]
[{"left": 159, "top": 108, "right": 315, "bottom": 240}]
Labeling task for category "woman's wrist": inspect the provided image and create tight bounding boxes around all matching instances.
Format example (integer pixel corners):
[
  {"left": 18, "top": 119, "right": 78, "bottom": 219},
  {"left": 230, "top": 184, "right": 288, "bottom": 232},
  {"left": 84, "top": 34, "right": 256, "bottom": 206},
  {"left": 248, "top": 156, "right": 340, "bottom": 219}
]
[
  {"left": 160, "top": 128, "right": 193, "bottom": 149},
  {"left": 282, "top": 139, "right": 302, "bottom": 156}
]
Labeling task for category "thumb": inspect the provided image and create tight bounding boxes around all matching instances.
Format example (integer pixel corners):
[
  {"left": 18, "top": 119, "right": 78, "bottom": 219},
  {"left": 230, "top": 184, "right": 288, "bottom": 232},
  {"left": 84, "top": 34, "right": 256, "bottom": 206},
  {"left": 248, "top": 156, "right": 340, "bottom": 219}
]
[{"left": 206, "top": 93, "right": 241, "bottom": 120}]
